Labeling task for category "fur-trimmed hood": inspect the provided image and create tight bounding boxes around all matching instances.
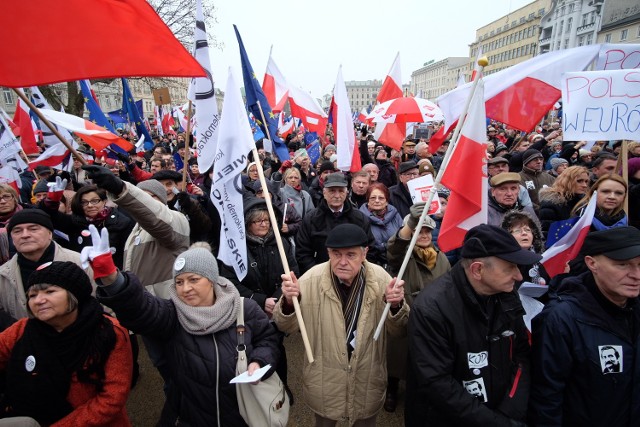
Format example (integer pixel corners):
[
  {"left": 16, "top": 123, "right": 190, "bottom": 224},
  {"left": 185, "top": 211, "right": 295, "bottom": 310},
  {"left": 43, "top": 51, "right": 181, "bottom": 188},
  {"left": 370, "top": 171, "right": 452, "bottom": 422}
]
[{"left": 501, "top": 209, "right": 544, "bottom": 253}]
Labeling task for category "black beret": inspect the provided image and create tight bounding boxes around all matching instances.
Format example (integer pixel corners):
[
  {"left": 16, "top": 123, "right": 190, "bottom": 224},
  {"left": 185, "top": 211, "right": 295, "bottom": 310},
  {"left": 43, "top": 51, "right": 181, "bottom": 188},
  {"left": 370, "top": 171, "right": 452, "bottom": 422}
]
[
  {"left": 326, "top": 224, "right": 369, "bottom": 248},
  {"left": 582, "top": 227, "right": 640, "bottom": 260},
  {"left": 398, "top": 161, "right": 418, "bottom": 175},
  {"left": 151, "top": 170, "right": 182, "bottom": 182},
  {"left": 461, "top": 224, "right": 541, "bottom": 265}
]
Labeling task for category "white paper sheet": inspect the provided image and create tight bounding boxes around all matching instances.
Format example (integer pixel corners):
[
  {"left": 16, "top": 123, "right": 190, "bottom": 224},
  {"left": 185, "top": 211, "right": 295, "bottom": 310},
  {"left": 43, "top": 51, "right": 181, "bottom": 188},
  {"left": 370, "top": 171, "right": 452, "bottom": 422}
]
[{"left": 230, "top": 364, "right": 272, "bottom": 384}]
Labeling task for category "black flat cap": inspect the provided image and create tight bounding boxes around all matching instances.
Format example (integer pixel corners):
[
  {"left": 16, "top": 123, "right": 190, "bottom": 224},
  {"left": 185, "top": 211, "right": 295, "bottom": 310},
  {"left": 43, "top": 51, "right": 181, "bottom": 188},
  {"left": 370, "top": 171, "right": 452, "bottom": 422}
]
[
  {"left": 582, "top": 227, "right": 640, "bottom": 260},
  {"left": 151, "top": 170, "right": 182, "bottom": 182},
  {"left": 326, "top": 224, "right": 369, "bottom": 248},
  {"left": 398, "top": 161, "right": 418, "bottom": 175},
  {"left": 461, "top": 224, "right": 541, "bottom": 265},
  {"left": 324, "top": 173, "right": 347, "bottom": 188}
]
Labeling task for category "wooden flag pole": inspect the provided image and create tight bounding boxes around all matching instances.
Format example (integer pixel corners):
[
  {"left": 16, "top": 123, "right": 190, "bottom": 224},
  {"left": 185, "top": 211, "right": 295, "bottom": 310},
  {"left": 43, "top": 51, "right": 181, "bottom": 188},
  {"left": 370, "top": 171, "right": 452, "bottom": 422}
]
[
  {"left": 622, "top": 140, "right": 629, "bottom": 214},
  {"left": 13, "top": 88, "right": 87, "bottom": 165},
  {"left": 255, "top": 100, "right": 314, "bottom": 363},
  {"left": 182, "top": 101, "right": 193, "bottom": 189},
  {"left": 373, "top": 57, "right": 489, "bottom": 341}
]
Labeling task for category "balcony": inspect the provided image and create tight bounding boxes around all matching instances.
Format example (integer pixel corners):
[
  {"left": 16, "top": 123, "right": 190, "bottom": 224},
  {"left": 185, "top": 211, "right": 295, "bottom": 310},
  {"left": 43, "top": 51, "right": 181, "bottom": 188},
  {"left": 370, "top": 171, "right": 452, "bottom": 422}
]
[
  {"left": 577, "top": 22, "right": 595, "bottom": 34},
  {"left": 539, "top": 36, "right": 551, "bottom": 44}
]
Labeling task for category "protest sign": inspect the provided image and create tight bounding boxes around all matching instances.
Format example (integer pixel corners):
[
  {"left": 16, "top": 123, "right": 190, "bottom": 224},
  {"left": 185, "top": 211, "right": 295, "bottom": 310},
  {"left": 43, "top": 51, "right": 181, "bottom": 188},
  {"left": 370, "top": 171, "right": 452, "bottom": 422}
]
[
  {"left": 596, "top": 44, "right": 640, "bottom": 70},
  {"left": 406, "top": 174, "right": 441, "bottom": 214},
  {"left": 561, "top": 69, "right": 640, "bottom": 140}
]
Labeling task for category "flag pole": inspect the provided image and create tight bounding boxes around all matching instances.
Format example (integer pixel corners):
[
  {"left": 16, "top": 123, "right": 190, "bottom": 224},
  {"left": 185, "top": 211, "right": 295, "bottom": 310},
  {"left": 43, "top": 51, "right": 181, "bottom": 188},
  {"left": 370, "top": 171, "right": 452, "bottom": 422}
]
[
  {"left": 12, "top": 89, "right": 87, "bottom": 165},
  {"left": 182, "top": 101, "right": 193, "bottom": 188},
  {"left": 373, "top": 57, "right": 489, "bottom": 341},
  {"left": 622, "top": 140, "right": 628, "bottom": 214},
  {"left": 255, "top": 99, "right": 315, "bottom": 363}
]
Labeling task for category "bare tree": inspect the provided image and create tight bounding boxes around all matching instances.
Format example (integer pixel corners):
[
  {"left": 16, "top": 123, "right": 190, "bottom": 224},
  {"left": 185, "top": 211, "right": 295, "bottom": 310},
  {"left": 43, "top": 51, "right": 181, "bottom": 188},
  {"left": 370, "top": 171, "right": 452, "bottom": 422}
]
[{"left": 39, "top": 0, "right": 218, "bottom": 117}]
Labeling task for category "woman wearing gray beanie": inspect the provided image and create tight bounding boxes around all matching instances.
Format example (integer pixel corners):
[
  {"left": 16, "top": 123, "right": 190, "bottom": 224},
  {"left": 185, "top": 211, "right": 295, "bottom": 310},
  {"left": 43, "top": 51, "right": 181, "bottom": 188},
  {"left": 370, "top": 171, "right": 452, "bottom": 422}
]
[{"left": 89, "top": 230, "right": 281, "bottom": 427}]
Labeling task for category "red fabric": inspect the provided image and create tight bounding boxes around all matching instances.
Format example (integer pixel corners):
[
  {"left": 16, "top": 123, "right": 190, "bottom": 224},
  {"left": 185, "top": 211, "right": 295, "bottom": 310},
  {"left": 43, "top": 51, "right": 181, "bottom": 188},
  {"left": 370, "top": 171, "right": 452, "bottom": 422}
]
[
  {"left": 0, "top": 317, "right": 132, "bottom": 426},
  {"left": 47, "top": 190, "right": 64, "bottom": 202},
  {"left": 13, "top": 100, "right": 39, "bottom": 154},
  {"left": 0, "top": 0, "right": 205, "bottom": 87},
  {"left": 130, "top": 165, "right": 152, "bottom": 182},
  {"left": 90, "top": 253, "right": 117, "bottom": 279}
]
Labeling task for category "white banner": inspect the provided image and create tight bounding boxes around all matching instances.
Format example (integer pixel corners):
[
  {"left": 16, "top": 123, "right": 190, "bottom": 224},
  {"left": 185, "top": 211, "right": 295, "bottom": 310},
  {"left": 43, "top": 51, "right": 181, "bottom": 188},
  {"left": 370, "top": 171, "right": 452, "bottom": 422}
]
[
  {"left": 211, "top": 68, "right": 255, "bottom": 280},
  {"left": 407, "top": 174, "right": 442, "bottom": 214},
  {"left": 596, "top": 44, "right": 640, "bottom": 70},
  {"left": 561, "top": 69, "right": 640, "bottom": 140},
  {"left": 29, "top": 86, "right": 75, "bottom": 147}
]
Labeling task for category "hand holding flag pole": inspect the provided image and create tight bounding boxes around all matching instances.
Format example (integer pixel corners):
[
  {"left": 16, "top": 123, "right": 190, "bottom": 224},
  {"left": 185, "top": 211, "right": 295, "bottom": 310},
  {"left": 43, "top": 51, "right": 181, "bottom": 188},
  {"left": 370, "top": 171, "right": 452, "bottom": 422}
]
[
  {"left": 12, "top": 89, "right": 87, "bottom": 165},
  {"left": 254, "top": 99, "right": 314, "bottom": 363},
  {"left": 373, "top": 56, "right": 490, "bottom": 341}
]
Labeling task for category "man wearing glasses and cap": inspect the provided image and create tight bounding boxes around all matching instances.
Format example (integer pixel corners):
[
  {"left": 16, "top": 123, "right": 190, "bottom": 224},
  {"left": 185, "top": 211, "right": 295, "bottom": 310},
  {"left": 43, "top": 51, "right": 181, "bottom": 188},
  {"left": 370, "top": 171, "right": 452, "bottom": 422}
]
[
  {"left": 530, "top": 227, "right": 640, "bottom": 426},
  {"left": 275, "top": 223, "right": 408, "bottom": 426},
  {"left": 405, "top": 224, "right": 538, "bottom": 426}
]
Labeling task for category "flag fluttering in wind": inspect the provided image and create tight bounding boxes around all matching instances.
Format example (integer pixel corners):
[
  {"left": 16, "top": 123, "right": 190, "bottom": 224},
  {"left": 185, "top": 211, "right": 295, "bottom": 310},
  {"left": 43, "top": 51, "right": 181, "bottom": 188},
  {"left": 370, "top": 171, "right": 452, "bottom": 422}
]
[
  {"left": 438, "top": 79, "right": 488, "bottom": 252},
  {"left": 331, "top": 66, "right": 359, "bottom": 172},
  {"left": 211, "top": 68, "right": 255, "bottom": 281},
  {"left": 0, "top": 112, "right": 27, "bottom": 191},
  {"left": 373, "top": 52, "right": 406, "bottom": 150},
  {"left": 38, "top": 109, "right": 133, "bottom": 152},
  {"left": 288, "top": 86, "right": 328, "bottom": 136},
  {"left": 30, "top": 86, "right": 75, "bottom": 148},
  {"left": 541, "top": 193, "right": 597, "bottom": 278},
  {"left": 376, "top": 52, "right": 403, "bottom": 103},
  {"left": 28, "top": 142, "right": 76, "bottom": 171},
  {"left": 234, "top": 25, "right": 289, "bottom": 162},
  {"left": 122, "top": 78, "right": 153, "bottom": 151},
  {"left": 190, "top": 0, "right": 221, "bottom": 172},
  {"left": 12, "top": 95, "right": 39, "bottom": 154},
  {"left": 0, "top": 0, "right": 205, "bottom": 88},
  {"left": 262, "top": 50, "right": 289, "bottom": 113}
]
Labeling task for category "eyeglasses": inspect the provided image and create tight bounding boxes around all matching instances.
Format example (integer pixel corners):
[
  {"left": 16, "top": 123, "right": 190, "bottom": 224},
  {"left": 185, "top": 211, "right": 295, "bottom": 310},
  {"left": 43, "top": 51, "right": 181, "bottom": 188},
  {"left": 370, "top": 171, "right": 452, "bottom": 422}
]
[
  {"left": 0, "top": 194, "right": 14, "bottom": 202},
  {"left": 251, "top": 219, "right": 270, "bottom": 225},
  {"left": 511, "top": 227, "right": 532, "bottom": 235},
  {"left": 80, "top": 198, "right": 103, "bottom": 207},
  {"left": 401, "top": 172, "right": 419, "bottom": 178}
]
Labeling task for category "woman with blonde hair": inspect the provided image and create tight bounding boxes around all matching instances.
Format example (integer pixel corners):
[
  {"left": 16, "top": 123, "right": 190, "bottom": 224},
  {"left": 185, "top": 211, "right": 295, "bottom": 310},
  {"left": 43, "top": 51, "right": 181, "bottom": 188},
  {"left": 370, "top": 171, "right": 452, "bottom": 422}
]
[
  {"left": 538, "top": 166, "right": 590, "bottom": 236},
  {"left": 571, "top": 173, "right": 629, "bottom": 231},
  {"left": 280, "top": 167, "right": 314, "bottom": 218}
]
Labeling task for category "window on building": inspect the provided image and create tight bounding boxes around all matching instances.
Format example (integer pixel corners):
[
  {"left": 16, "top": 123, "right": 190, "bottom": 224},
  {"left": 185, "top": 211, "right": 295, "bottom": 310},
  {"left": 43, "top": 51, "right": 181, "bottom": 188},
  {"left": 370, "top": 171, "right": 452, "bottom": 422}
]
[
  {"left": 567, "top": 17, "right": 572, "bottom": 32},
  {"left": 564, "top": 39, "right": 569, "bottom": 49},
  {"left": 559, "top": 21, "right": 564, "bottom": 34},
  {"left": 2, "top": 89, "right": 13, "bottom": 105},
  {"left": 582, "top": 13, "right": 588, "bottom": 26},
  {"left": 586, "top": 33, "right": 593, "bottom": 45},
  {"left": 620, "top": 29, "right": 628, "bottom": 41},
  {"left": 569, "top": 3, "right": 574, "bottom": 13},
  {"left": 529, "top": 12, "right": 535, "bottom": 19},
  {"left": 605, "top": 33, "right": 612, "bottom": 43},
  {"left": 578, "top": 35, "right": 585, "bottom": 46},
  {"left": 637, "top": 25, "right": 640, "bottom": 37}
]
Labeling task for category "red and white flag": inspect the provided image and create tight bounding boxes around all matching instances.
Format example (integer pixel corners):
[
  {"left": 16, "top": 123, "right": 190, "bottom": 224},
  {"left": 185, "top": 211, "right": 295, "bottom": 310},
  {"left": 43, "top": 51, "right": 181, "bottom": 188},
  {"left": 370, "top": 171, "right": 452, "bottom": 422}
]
[
  {"left": 12, "top": 96, "right": 39, "bottom": 154},
  {"left": 288, "top": 85, "right": 328, "bottom": 136},
  {"left": 154, "top": 105, "right": 164, "bottom": 137},
  {"left": 540, "top": 193, "right": 597, "bottom": 278},
  {"left": 437, "top": 44, "right": 601, "bottom": 133},
  {"left": 278, "top": 115, "right": 295, "bottom": 139},
  {"left": 162, "top": 105, "right": 174, "bottom": 133},
  {"left": 357, "top": 107, "right": 369, "bottom": 124},
  {"left": 332, "top": 67, "right": 359, "bottom": 172},
  {"left": 262, "top": 50, "right": 289, "bottom": 113},
  {"left": 28, "top": 143, "right": 73, "bottom": 171},
  {"left": 373, "top": 52, "right": 405, "bottom": 150},
  {"left": 438, "top": 79, "right": 488, "bottom": 252},
  {"left": 38, "top": 109, "right": 133, "bottom": 152}
]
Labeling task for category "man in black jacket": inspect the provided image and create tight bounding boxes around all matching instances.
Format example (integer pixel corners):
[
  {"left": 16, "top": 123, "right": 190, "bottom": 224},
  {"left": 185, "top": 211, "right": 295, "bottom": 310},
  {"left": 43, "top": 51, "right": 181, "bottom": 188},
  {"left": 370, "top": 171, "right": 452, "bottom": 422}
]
[
  {"left": 388, "top": 161, "right": 418, "bottom": 218},
  {"left": 406, "top": 224, "right": 540, "bottom": 426},
  {"left": 295, "top": 173, "right": 376, "bottom": 274},
  {"left": 530, "top": 227, "right": 640, "bottom": 426}
]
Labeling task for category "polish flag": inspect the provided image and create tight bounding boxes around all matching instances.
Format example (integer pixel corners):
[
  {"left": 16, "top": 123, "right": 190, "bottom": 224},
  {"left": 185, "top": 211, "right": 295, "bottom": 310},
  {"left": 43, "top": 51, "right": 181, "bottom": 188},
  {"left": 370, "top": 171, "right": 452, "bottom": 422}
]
[
  {"left": 374, "top": 52, "right": 405, "bottom": 149},
  {"left": 332, "top": 67, "right": 359, "bottom": 172},
  {"left": 154, "top": 105, "right": 164, "bottom": 136},
  {"left": 288, "top": 85, "right": 328, "bottom": 136},
  {"left": 357, "top": 107, "right": 369, "bottom": 124},
  {"left": 278, "top": 116, "right": 295, "bottom": 139},
  {"left": 13, "top": 97, "right": 39, "bottom": 154},
  {"left": 0, "top": 165, "right": 22, "bottom": 192},
  {"left": 438, "top": 79, "right": 488, "bottom": 252},
  {"left": 28, "top": 143, "right": 73, "bottom": 171},
  {"left": 38, "top": 109, "right": 134, "bottom": 152},
  {"left": 541, "top": 192, "right": 597, "bottom": 278},
  {"left": 262, "top": 50, "right": 289, "bottom": 113},
  {"left": 437, "top": 44, "right": 602, "bottom": 133},
  {"left": 162, "top": 106, "right": 174, "bottom": 133}
]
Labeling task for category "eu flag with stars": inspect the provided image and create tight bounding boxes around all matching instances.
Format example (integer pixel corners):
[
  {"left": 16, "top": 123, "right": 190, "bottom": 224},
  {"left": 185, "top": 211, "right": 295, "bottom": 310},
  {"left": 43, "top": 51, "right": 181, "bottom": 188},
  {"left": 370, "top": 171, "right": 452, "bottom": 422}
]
[
  {"left": 79, "top": 80, "right": 117, "bottom": 133},
  {"left": 108, "top": 100, "right": 143, "bottom": 125},
  {"left": 233, "top": 25, "right": 289, "bottom": 161},
  {"left": 306, "top": 138, "right": 321, "bottom": 166},
  {"left": 121, "top": 78, "right": 153, "bottom": 150},
  {"left": 545, "top": 217, "right": 579, "bottom": 249}
]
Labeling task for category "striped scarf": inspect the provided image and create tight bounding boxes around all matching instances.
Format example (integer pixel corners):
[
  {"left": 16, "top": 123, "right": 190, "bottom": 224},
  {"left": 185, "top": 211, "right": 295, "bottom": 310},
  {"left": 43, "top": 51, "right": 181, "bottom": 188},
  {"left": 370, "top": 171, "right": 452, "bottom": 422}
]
[{"left": 332, "top": 266, "right": 366, "bottom": 357}]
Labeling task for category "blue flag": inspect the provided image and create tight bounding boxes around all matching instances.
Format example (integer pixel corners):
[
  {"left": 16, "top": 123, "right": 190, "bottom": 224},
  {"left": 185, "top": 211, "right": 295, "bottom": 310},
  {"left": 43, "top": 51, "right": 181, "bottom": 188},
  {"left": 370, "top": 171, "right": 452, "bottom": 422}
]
[
  {"left": 107, "top": 100, "right": 143, "bottom": 125},
  {"left": 247, "top": 112, "right": 265, "bottom": 141},
  {"left": 306, "top": 138, "right": 321, "bottom": 166},
  {"left": 233, "top": 25, "right": 289, "bottom": 161},
  {"left": 121, "top": 78, "right": 153, "bottom": 150},
  {"left": 79, "top": 80, "right": 117, "bottom": 133}
]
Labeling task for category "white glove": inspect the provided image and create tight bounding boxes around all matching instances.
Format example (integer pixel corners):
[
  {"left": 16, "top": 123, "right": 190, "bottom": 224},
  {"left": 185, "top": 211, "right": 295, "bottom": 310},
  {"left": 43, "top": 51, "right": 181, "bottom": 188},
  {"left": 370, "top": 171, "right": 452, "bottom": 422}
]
[
  {"left": 46, "top": 176, "right": 68, "bottom": 202},
  {"left": 80, "top": 225, "right": 116, "bottom": 278}
]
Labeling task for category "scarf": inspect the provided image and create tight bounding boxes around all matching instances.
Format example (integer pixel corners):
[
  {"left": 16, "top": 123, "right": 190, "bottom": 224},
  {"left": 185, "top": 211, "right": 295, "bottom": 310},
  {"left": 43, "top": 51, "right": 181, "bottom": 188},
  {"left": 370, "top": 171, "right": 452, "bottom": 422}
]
[
  {"left": 414, "top": 246, "right": 438, "bottom": 270},
  {"left": 368, "top": 206, "right": 388, "bottom": 220},
  {"left": 169, "top": 276, "right": 240, "bottom": 335},
  {"left": 2, "top": 298, "right": 114, "bottom": 424},
  {"left": 86, "top": 206, "right": 112, "bottom": 224},
  {"left": 592, "top": 211, "right": 627, "bottom": 231},
  {"left": 246, "top": 229, "right": 274, "bottom": 245},
  {"left": 0, "top": 204, "right": 23, "bottom": 226},
  {"left": 331, "top": 266, "right": 366, "bottom": 358}
]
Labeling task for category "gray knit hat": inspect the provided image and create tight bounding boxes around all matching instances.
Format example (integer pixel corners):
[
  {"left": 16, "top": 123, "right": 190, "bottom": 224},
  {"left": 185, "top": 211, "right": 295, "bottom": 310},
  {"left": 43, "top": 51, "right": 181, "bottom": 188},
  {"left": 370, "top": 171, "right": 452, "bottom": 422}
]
[
  {"left": 550, "top": 157, "right": 568, "bottom": 171},
  {"left": 173, "top": 243, "right": 219, "bottom": 282},
  {"left": 137, "top": 179, "right": 167, "bottom": 204}
]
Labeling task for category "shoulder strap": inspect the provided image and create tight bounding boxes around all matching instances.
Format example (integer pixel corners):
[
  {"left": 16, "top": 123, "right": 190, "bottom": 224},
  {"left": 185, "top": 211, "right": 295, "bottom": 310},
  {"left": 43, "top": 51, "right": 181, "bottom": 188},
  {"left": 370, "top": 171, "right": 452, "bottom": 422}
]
[{"left": 236, "top": 297, "right": 246, "bottom": 352}]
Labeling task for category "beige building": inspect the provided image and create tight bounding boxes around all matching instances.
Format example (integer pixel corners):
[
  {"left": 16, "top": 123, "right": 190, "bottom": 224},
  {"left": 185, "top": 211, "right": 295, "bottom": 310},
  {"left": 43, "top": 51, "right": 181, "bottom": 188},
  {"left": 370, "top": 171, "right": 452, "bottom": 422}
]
[
  {"left": 410, "top": 57, "right": 469, "bottom": 101},
  {"left": 345, "top": 79, "right": 382, "bottom": 113},
  {"left": 469, "top": 0, "right": 550, "bottom": 76},
  {"left": 597, "top": 0, "right": 640, "bottom": 45}
]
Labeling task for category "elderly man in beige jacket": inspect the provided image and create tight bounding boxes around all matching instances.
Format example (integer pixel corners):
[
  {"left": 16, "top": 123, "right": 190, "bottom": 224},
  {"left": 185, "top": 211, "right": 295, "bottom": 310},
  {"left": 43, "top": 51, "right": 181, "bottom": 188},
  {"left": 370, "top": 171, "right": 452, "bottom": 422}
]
[{"left": 274, "top": 223, "right": 409, "bottom": 427}]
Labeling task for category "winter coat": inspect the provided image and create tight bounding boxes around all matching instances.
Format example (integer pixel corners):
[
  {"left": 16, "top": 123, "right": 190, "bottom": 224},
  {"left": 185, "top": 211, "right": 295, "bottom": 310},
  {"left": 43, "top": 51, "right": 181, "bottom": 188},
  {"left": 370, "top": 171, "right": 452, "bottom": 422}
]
[
  {"left": 295, "top": 199, "right": 376, "bottom": 274},
  {"left": 272, "top": 261, "right": 409, "bottom": 423},
  {"left": 388, "top": 183, "right": 413, "bottom": 218},
  {"left": 113, "top": 182, "right": 190, "bottom": 299},
  {"left": 487, "top": 195, "right": 540, "bottom": 229},
  {"left": 98, "top": 273, "right": 280, "bottom": 427},
  {"left": 359, "top": 203, "right": 403, "bottom": 265},
  {"left": 530, "top": 273, "right": 640, "bottom": 426},
  {"left": 630, "top": 176, "right": 640, "bottom": 230},
  {"left": 280, "top": 184, "right": 314, "bottom": 219},
  {"left": 167, "top": 194, "right": 212, "bottom": 244},
  {"left": 308, "top": 176, "right": 324, "bottom": 208},
  {"left": 0, "top": 316, "right": 132, "bottom": 426},
  {"left": 405, "top": 263, "right": 530, "bottom": 426},
  {"left": 518, "top": 166, "right": 556, "bottom": 212},
  {"left": 537, "top": 189, "right": 584, "bottom": 237},
  {"left": 386, "top": 233, "right": 450, "bottom": 306},
  {"left": 39, "top": 202, "right": 134, "bottom": 269},
  {"left": 0, "top": 242, "right": 96, "bottom": 320}
]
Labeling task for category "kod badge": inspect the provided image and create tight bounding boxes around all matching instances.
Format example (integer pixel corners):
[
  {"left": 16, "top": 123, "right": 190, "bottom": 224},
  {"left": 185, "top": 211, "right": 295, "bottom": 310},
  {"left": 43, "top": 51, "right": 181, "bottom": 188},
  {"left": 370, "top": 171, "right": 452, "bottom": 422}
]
[
  {"left": 174, "top": 257, "right": 186, "bottom": 271},
  {"left": 25, "top": 355, "right": 36, "bottom": 372}
]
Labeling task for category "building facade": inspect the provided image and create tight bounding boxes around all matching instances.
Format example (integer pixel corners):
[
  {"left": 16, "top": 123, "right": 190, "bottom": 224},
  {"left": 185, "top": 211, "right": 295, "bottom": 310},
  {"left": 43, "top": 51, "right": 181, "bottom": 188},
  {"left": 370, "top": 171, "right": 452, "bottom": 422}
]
[
  {"left": 539, "top": 0, "right": 604, "bottom": 54},
  {"left": 410, "top": 57, "right": 469, "bottom": 101},
  {"left": 345, "top": 79, "right": 382, "bottom": 113},
  {"left": 597, "top": 0, "right": 640, "bottom": 45}
]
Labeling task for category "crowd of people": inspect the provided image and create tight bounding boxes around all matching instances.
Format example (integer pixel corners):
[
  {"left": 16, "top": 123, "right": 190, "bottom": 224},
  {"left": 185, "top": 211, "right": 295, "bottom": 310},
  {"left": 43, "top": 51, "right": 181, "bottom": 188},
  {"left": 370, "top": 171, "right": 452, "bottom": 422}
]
[{"left": 0, "top": 119, "right": 637, "bottom": 426}]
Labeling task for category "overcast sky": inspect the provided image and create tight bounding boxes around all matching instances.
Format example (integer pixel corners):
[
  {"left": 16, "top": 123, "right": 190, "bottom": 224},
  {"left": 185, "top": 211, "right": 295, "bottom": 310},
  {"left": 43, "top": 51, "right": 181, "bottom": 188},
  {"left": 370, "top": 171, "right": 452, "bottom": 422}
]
[{"left": 208, "top": 0, "right": 534, "bottom": 99}]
